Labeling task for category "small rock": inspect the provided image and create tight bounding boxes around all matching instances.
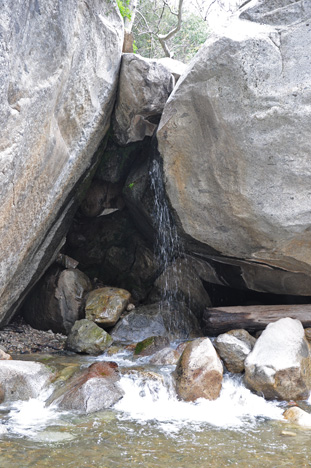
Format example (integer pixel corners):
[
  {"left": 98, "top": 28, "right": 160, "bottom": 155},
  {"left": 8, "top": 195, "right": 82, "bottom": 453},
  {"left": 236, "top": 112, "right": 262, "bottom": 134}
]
[
  {"left": 215, "top": 332, "right": 253, "bottom": 373},
  {"left": 283, "top": 406, "right": 311, "bottom": 428},
  {"left": 66, "top": 319, "right": 113, "bottom": 355},
  {"left": 85, "top": 287, "right": 131, "bottom": 327},
  {"left": 0, "top": 349, "right": 12, "bottom": 360},
  {"left": 134, "top": 336, "right": 170, "bottom": 356},
  {"left": 174, "top": 338, "right": 223, "bottom": 402}
]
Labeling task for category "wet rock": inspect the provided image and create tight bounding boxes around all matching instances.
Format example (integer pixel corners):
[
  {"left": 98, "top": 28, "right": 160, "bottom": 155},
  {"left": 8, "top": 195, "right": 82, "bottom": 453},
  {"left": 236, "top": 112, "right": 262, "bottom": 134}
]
[
  {"left": 0, "top": 361, "right": 52, "bottom": 401},
  {"left": 244, "top": 318, "right": 311, "bottom": 400},
  {"left": 23, "top": 266, "right": 92, "bottom": 334},
  {"left": 283, "top": 406, "right": 311, "bottom": 428},
  {"left": 214, "top": 332, "right": 254, "bottom": 373},
  {"left": 0, "top": 0, "right": 123, "bottom": 325},
  {"left": 112, "top": 54, "right": 174, "bottom": 145},
  {"left": 66, "top": 319, "right": 113, "bottom": 355},
  {"left": 174, "top": 338, "right": 223, "bottom": 401},
  {"left": 110, "top": 302, "right": 202, "bottom": 343},
  {"left": 134, "top": 336, "right": 170, "bottom": 357},
  {"left": 157, "top": 0, "right": 311, "bottom": 295},
  {"left": 52, "top": 362, "right": 123, "bottom": 414},
  {"left": 149, "top": 347, "right": 180, "bottom": 366},
  {"left": 148, "top": 258, "right": 211, "bottom": 319},
  {"left": 85, "top": 287, "right": 131, "bottom": 327}
]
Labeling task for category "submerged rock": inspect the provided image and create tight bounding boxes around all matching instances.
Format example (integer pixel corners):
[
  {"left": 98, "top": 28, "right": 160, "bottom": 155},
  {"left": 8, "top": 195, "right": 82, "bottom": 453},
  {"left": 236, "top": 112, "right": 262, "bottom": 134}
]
[
  {"left": 23, "top": 267, "right": 92, "bottom": 334},
  {"left": 85, "top": 287, "right": 131, "bottom": 327},
  {"left": 110, "top": 302, "right": 202, "bottom": 343},
  {"left": 157, "top": 0, "right": 311, "bottom": 295},
  {"left": 51, "top": 362, "right": 123, "bottom": 414},
  {"left": 244, "top": 318, "right": 311, "bottom": 400},
  {"left": 66, "top": 319, "right": 113, "bottom": 355},
  {"left": 0, "top": 361, "right": 52, "bottom": 401},
  {"left": 174, "top": 338, "right": 223, "bottom": 402}
]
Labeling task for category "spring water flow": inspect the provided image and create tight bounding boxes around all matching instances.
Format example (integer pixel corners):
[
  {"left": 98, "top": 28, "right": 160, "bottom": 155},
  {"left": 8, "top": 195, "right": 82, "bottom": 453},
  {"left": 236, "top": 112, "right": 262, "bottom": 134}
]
[{"left": 1, "top": 159, "right": 311, "bottom": 465}]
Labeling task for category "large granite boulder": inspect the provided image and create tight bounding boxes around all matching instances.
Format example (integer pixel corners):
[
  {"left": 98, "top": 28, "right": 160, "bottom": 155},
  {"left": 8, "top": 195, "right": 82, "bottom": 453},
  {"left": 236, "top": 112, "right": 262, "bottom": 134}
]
[
  {"left": 244, "top": 318, "right": 311, "bottom": 400},
  {"left": 23, "top": 266, "right": 92, "bottom": 334},
  {"left": 0, "top": 0, "right": 123, "bottom": 325},
  {"left": 174, "top": 338, "right": 223, "bottom": 401},
  {"left": 112, "top": 54, "right": 174, "bottom": 146},
  {"left": 157, "top": 0, "right": 311, "bottom": 295}
]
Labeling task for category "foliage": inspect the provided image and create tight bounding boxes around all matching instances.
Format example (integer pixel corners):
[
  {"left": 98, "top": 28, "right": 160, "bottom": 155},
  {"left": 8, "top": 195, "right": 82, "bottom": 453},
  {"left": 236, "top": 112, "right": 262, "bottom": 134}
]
[
  {"left": 132, "top": 0, "right": 208, "bottom": 62},
  {"left": 117, "top": 0, "right": 132, "bottom": 21}
]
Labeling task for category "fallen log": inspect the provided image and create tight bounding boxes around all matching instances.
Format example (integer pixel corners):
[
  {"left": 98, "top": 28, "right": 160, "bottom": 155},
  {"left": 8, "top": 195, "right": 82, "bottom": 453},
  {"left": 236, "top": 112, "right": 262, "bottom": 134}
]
[{"left": 202, "top": 304, "right": 311, "bottom": 335}]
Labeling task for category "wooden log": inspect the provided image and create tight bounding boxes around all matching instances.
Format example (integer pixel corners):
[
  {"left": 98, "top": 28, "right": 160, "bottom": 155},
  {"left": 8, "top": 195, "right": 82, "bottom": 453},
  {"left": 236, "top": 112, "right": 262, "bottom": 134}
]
[{"left": 202, "top": 304, "right": 311, "bottom": 335}]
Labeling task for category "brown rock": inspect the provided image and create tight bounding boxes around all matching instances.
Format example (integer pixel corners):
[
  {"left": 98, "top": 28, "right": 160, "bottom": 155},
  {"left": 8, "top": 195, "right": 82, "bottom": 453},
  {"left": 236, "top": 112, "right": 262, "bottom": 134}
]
[
  {"left": 174, "top": 338, "right": 223, "bottom": 402},
  {"left": 85, "top": 287, "right": 131, "bottom": 327}
]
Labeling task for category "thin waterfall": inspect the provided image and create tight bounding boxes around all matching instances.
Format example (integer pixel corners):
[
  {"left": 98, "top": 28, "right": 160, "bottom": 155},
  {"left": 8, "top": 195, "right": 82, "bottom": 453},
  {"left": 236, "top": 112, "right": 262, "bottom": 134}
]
[{"left": 149, "top": 156, "right": 183, "bottom": 308}]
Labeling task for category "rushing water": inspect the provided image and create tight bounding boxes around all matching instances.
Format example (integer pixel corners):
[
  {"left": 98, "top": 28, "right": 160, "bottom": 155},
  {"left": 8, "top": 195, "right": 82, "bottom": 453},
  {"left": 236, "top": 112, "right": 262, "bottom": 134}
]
[{"left": 0, "top": 350, "right": 311, "bottom": 468}]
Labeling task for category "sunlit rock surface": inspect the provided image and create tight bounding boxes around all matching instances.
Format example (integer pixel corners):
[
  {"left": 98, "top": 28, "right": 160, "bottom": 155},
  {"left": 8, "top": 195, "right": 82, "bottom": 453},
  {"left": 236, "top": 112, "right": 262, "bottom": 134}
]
[
  {"left": 0, "top": 0, "right": 123, "bottom": 325},
  {"left": 174, "top": 338, "right": 223, "bottom": 401},
  {"left": 244, "top": 318, "right": 311, "bottom": 400},
  {"left": 215, "top": 331, "right": 255, "bottom": 373},
  {"left": 157, "top": 0, "right": 311, "bottom": 295}
]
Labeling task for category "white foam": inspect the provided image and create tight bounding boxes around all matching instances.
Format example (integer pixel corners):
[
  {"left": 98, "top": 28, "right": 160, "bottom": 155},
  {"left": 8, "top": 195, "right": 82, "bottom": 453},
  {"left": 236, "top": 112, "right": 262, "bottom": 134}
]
[{"left": 115, "top": 373, "right": 284, "bottom": 433}]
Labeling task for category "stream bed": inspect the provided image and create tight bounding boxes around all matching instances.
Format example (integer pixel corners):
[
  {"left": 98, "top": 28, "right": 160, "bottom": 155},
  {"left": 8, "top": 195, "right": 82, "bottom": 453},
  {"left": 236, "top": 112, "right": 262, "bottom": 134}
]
[{"left": 0, "top": 349, "right": 310, "bottom": 468}]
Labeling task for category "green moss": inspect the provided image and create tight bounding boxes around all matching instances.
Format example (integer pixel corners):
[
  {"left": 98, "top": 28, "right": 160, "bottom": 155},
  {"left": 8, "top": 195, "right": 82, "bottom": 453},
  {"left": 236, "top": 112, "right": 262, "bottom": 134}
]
[{"left": 134, "top": 336, "right": 155, "bottom": 356}]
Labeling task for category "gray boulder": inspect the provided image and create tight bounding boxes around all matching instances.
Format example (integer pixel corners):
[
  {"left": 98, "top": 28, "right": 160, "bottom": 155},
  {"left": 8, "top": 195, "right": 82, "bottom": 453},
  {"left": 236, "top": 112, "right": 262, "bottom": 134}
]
[
  {"left": 66, "top": 319, "right": 113, "bottom": 355},
  {"left": 157, "top": 0, "right": 311, "bottom": 295},
  {"left": 112, "top": 53, "right": 174, "bottom": 145},
  {"left": 244, "top": 318, "right": 311, "bottom": 400},
  {"left": 51, "top": 362, "right": 123, "bottom": 414},
  {"left": 174, "top": 338, "right": 223, "bottom": 401},
  {"left": 111, "top": 302, "right": 202, "bottom": 343},
  {"left": 0, "top": 361, "right": 52, "bottom": 401},
  {"left": 23, "top": 267, "right": 92, "bottom": 334},
  {"left": 0, "top": 0, "right": 123, "bottom": 325},
  {"left": 214, "top": 330, "right": 255, "bottom": 373}
]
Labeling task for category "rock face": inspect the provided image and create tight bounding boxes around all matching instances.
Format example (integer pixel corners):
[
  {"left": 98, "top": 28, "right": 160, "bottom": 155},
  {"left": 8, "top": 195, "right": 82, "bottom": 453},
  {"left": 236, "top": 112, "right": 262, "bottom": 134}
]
[
  {"left": 23, "top": 267, "right": 92, "bottom": 334},
  {"left": 0, "top": 361, "right": 52, "bottom": 401},
  {"left": 113, "top": 54, "right": 174, "bottom": 146},
  {"left": 0, "top": 0, "right": 123, "bottom": 325},
  {"left": 52, "top": 362, "right": 123, "bottom": 414},
  {"left": 66, "top": 319, "right": 113, "bottom": 355},
  {"left": 85, "top": 287, "right": 131, "bottom": 327},
  {"left": 174, "top": 338, "right": 223, "bottom": 401},
  {"left": 110, "top": 302, "right": 202, "bottom": 343},
  {"left": 244, "top": 318, "right": 311, "bottom": 400},
  {"left": 157, "top": 0, "right": 311, "bottom": 295}
]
